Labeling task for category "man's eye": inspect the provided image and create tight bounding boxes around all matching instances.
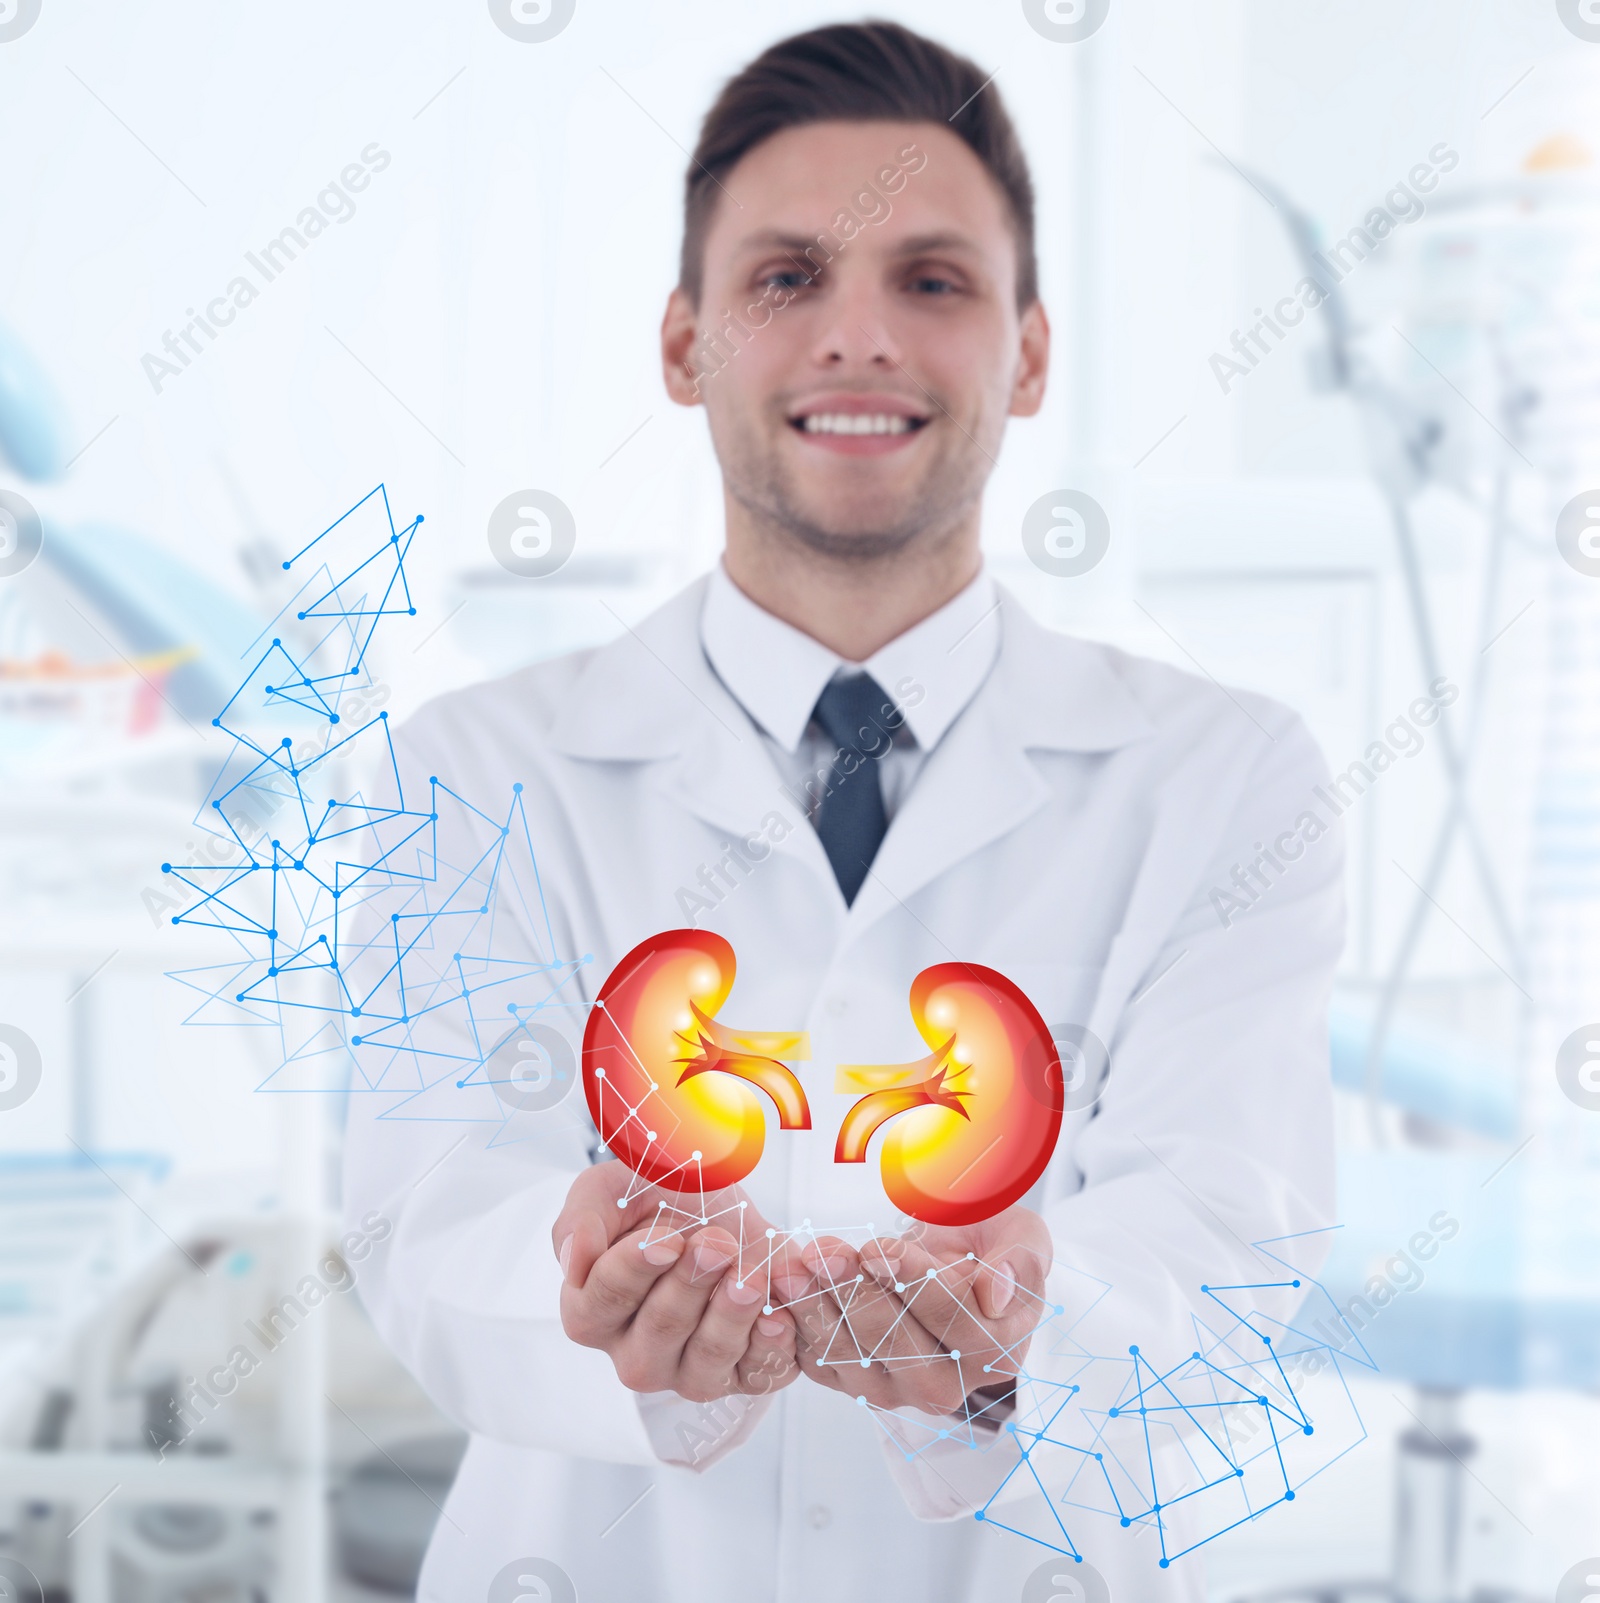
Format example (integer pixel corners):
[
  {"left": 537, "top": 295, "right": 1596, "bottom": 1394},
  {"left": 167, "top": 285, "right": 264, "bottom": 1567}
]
[
  {"left": 908, "top": 273, "right": 959, "bottom": 296},
  {"left": 761, "top": 269, "right": 813, "bottom": 291}
]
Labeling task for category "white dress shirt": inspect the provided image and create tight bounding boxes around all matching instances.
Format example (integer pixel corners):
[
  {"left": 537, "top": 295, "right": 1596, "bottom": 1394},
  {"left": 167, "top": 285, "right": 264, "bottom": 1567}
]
[{"left": 699, "top": 559, "right": 1001, "bottom": 825}]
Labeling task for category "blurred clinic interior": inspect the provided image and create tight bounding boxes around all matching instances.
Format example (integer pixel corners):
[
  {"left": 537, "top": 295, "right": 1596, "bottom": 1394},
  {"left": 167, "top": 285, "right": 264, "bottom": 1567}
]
[{"left": 1, "top": 0, "right": 1599, "bottom": 1599}]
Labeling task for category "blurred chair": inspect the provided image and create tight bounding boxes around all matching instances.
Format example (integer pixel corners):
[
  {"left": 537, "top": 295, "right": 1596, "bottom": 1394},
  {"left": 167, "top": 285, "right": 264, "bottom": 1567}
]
[
  {"left": 0, "top": 316, "right": 273, "bottom": 751},
  {"left": 0, "top": 318, "right": 69, "bottom": 483}
]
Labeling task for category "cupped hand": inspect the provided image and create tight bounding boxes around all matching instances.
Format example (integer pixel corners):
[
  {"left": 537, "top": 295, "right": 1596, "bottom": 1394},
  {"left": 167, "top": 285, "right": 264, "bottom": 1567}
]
[
  {"left": 784, "top": 1205, "right": 1053, "bottom": 1417},
  {"left": 552, "top": 1160, "right": 804, "bottom": 1404}
]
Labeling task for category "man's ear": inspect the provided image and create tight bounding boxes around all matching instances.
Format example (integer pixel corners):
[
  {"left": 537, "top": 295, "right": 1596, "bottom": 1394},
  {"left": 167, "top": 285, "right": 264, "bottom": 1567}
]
[
  {"left": 661, "top": 287, "right": 705, "bottom": 407},
  {"left": 1008, "top": 299, "right": 1051, "bottom": 419}
]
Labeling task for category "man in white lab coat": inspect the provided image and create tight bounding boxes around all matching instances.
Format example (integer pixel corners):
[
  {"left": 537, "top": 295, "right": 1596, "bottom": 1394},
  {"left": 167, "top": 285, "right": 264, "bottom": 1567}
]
[{"left": 344, "top": 21, "right": 1343, "bottom": 1603}]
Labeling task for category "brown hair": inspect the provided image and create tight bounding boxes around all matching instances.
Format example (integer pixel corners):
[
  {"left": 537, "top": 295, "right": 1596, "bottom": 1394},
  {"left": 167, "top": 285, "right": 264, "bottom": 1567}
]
[{"left": 679, "top": 21, "right": 1037, "bottom": 310}]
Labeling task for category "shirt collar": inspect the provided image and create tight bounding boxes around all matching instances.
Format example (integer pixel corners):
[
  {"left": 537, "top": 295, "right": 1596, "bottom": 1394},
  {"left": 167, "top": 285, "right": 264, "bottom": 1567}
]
[{"left": 700, "top": 558, "right": 1001, "bottom": 756}]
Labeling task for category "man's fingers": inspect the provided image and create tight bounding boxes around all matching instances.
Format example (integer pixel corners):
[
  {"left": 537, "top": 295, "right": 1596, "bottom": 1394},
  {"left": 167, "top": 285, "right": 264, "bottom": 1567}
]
[
  {"left": 859, "top": 1234, "right": 911, "bottom": 1287},
  {"left": 880, "top": 1243, "right": 977, "bottom": 1347},
  {"left": 553, "top": 1160, "right": 678, "bottom": 1289},
  {"left": 675, "top": 1270, "right": 768, "bottom": 1401},
  {"left": 561, "top": 1223, "right": 691, "bottom": 1349},
  {"left": 801, "top": 1234, "right": 858, "bottom": 1293},
  {"left": 801, "top": 1285, "right": 977, "bottom": 1415},
  {"left": 844, "top": 1264, "right": 976, "bottom": 1413},
  {"left": 762, "top": 1242, "right": 813, "bottom": 1313},
  {"left": 819, "top": 1243, "right": 937, "bottom": 1369},
  {"left": 611, "top": 1227, "right": 740, "bottom": 1390},
  {"left": 796, "top": 1235, "right": 866, "bottom": 1349},
  {"left": 737, "top": 1307, "right": 799, "bottom": 1397},
  {"left": 977, "top": 1258, "right": 1018, "bottom": 1322},
  {"left": 807, "top": 1353, "right": 904, "bottom": 1409},
  {"left": 789, "top": 1240, "right": 971, "bottom": 1414},
  {"left": 898, "top": 1246, "right": 1040, "bottom": 1364},
  {"left": 791, "top": 1277, "right": 855, "bottom": 1373},
  {"left": 555, "top": 1204, "right": 612, "bottom": 1298},
  {"left": 552, "top": 1161, "right": 629, "bottom": 1290},
  {"left": 693, "top": 1188, "right": 764, "bottom": 1253},
  {"left": 795, "top": 1296, "right": 867, "bottom": 1394}
]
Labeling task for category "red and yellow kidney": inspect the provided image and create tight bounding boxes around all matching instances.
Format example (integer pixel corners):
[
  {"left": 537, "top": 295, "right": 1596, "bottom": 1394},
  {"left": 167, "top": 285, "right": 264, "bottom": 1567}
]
[
  {"left": 834, "top": 962, "right": 1063, "bottom": 1226},
  {"left": 582, "top": 929, "right": 811, "bottom": 1193}
]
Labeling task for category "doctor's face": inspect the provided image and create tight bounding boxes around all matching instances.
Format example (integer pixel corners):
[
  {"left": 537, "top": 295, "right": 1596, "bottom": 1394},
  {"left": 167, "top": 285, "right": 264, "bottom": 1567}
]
[{"left": 662, "top": 120, "right": 1049, "bottom": 560}]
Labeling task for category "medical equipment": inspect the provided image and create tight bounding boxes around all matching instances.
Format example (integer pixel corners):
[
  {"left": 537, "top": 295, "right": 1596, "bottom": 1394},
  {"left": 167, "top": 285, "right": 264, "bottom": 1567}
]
[
  {"left": 0, "top": 321, "right": 352, "bottom": 1600},
  {"left": 0, "top": 1209, "right": 461, "bottom": 1601},
  {"left": 1232, "top": 1148, "right": 1600, "bottom": 1603},
  {"left": 1219, "top": 138, "right": 1600, "bottom": 1603},
  {"left": 1217, "top": 157, "right": 1571, "bottom": 1140}
]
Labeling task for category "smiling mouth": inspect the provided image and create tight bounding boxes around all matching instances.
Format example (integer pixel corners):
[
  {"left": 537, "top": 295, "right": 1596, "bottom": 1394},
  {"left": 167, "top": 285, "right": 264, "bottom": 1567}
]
[{"left": 788, "top": 412, "right": 930, "bottom": 437}]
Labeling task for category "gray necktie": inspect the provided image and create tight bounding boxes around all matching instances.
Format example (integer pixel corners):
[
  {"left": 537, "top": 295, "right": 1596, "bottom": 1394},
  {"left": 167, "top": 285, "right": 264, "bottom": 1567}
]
[{"left": 811, "top": 672, "right": 897, "bottom": 905}]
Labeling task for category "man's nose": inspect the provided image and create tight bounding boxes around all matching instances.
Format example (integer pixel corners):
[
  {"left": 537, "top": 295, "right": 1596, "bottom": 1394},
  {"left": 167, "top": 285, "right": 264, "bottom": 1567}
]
[{"left": 807, "top": 269, "right": 903, "bottom": 371}]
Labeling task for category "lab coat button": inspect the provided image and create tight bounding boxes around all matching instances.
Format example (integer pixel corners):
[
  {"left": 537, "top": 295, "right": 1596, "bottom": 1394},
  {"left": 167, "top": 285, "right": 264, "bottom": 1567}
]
[{"left": 806, "top": 1503, "right": 832, "bottom": 1529}]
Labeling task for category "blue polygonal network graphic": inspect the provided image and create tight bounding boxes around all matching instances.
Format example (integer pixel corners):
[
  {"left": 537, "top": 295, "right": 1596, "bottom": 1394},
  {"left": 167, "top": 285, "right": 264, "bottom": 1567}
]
[
  {"left": 964, "top": 1231, "right": 1370, "bottom": 1570},
  {"left": 622, "top": 1191, "right": 1370, "bottom": 1573},
  {"left": 161, "top": 485, "right": 589, "bottom": 1137},
  {"left": 159, "top": 486, "right": 1366, "bottom": 1576}
]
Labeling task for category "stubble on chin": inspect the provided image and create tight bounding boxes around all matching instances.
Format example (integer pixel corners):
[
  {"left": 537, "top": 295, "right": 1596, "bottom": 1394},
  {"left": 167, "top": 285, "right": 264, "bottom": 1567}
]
[
  {"left": 719, "top": 417, "right": 976, "bottom": 565},
  {"left": 738, "top": 492, "right": 926, "bottom": 562}
]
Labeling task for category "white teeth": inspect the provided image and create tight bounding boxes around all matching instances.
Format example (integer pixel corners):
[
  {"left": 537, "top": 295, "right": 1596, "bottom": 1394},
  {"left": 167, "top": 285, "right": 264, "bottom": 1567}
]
[{"left": 800, "top": 413, "right": 915, "bottom": 435}]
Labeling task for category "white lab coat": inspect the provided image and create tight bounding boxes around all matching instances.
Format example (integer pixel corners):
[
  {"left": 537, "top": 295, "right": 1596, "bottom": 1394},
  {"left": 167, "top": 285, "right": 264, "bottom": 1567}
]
[{"left": 342, "top": 571, "right": 1343, "bottom": 1603}]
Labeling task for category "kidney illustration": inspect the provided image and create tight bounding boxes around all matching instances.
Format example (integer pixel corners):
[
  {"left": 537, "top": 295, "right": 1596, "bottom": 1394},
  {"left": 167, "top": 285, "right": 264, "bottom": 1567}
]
[
  {"left": 582, "top": 929, "right": 812, "bottom": 1192},
  {"left": 834, "top": 962, "right": 1063, "bottom": 1226}
]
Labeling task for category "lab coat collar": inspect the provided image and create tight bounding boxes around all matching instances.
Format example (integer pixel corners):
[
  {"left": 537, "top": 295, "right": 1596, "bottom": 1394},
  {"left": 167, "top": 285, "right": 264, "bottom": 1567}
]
[
  {"left": 545, "top": 572, "right": 1155, "bottom": 916},
  {"left": 545, "top": 572, "right": 1152, "bottom": 761},
  {"left": 699, "top": 559, "right": 1001, "bottom": 757},
  {"left": 844, "top": 590, "right": 1156, "bottom": 925}
]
